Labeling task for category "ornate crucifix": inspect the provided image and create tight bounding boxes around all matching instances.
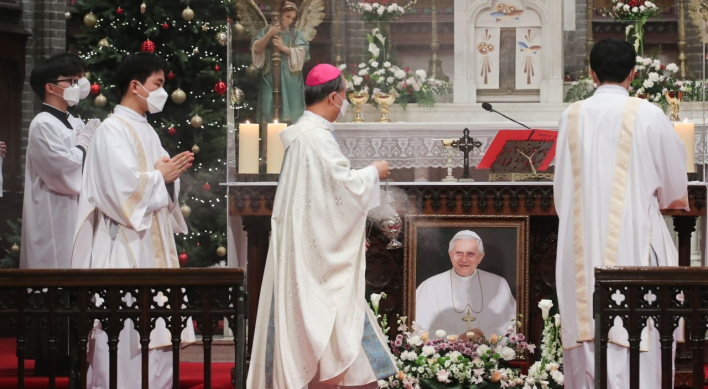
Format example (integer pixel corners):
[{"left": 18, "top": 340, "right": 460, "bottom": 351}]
[
  {"left": 462, "top": 308, "right": 476, "bottom": 331},
  {"left": 455, "top": 128, "right": 483, "bottom": 182}
]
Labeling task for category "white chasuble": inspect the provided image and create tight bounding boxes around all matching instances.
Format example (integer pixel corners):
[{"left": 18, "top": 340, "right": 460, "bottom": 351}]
[
  {"left": 21, "top": 108, "right": 84, "bottom": 269},
  {"left": 554, "top": 85, "right": 688, "bottom": 389},
  {"left": 71, "top": 105, "right": 195, "bottom": 389},
  {"left": 415, "top": 269, "right": 516, "bottom": 338},
  {"left": 246, "top": 112, "right": 397, "bottom": 389}
]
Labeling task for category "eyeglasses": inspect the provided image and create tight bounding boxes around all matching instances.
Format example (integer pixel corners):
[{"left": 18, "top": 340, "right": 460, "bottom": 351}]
[{"left": 51, "top": 78, "right": 79, "bottom": 86}]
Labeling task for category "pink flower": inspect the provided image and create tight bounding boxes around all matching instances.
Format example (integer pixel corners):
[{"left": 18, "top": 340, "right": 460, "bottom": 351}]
[{"left": 436, "top": 369, "right": 451, "bottom": 383}]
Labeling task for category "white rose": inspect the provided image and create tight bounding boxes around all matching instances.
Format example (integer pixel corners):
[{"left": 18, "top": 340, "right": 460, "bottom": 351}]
[
  {"left": 346, "top": 80, "right": 354, "bottom": 90},
  {"left": 643, "top": 57, "right": 652, "bottom": 66},
  {"left": 395, "top": 69, "right": 406, "bottom": 79},
  {"left": 387, "top": 4, "right": 396, "bottom": 12},
  {"left": 353, "top": 76, "right": 363, "bottom": 86},
  {"left": 421, "top": 345, "right": 436, "bottom": 357},
  {"left": 554, "top": 313, "right": 561, "bottom": 327},
  {"left": 653, "top": 93, "right": 661, "bottom": 101},
  {"left": 636, "top": 55, "right": 643, "bottom": 63},
  {"left": 377, "top": 6, "right": 386, "bottom": 15},
  {"left": 645, "top": 1, "right": 655, "bottom": 7},
  {"left": 412, "top": 83, "right": 421, "bottom": 92},
  {"left": 371, "top": 3, "right": 379, "bottom": 8},
  {"left": 383, "top": 61, "right": 391, "bottom": 68},
  {"left": 617, "top": 2, "right": 624, "bottom": 6},
  {"left": 666, "top": 63, "right": 679, "bottom": 73},
  {"left": 386, "top": 76, "right": 395, "bottom": 83},
  {"left": 368, "top": 43, "right": 380, "bottom": 58},
  {"left": 550, "top": 370, "right": 564, "bottom": 385},
  {"left": 449, "top": 351, "right": 462, "bottom": 361},
  {"left": 653, "top": 59, "right": 661, "bottom": 67},
  {"left": 632, "top": 6, "right": 638, "bottom": 12},
  {"left": 364, "top": 3, "right": 373, "bottom": 11},
  {"left": 371, "top": 61, "right": 379, "bottom": 68},
  {"left": 500, "top": 346, "right": 516, "bottom": 361},
  {"left": 538, "top": 299, "right": 553, "bottom": 320},
  {"left": 648, "top": 72, "right": 660, "bottom": 82},
  {"left": 623, "top": 4, "right": 630, "bottom": 10},
  {"left": 359, "top": 63, "right": 367, "bottom": 68},
  {"left": 358, "top": 69, "right": 368, "bottom": 76},
  {"left": 406, "top": 77, "right": 416, "bottom": 85},
  {"left": 639, "top": 5, "right": 645, "bottom": 11},
  {"left": 416, "top": 69, "right": 427, "bottom": 78},
  {"left": 476, "top": 344, "right": 490, "bottom": 356},
  {"left": 436, "top": 329, "right": 446, "bottom": 338},
  {"left": 408, "top": 335, "right": 422, "bottom": 346},
  {"left": 338, "top": 64, "right": 346, "bottom": 71},
  {"left": 635, "top": 65, "right": 645, "bottom": 70},
  {"left": 680, "top": 86, "right": 687, "bottom": 92}
]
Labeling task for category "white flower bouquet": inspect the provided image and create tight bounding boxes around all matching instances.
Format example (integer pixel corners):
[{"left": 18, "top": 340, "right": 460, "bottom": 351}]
[
  {"left": 607, "top": 0, "right": 661, "bottom": 21},
  {"left": 631, "top": 55, "right": 681, "bottom": 108},
  {"left": 347, "top": 0, "right": 418, "bottom": 22}
]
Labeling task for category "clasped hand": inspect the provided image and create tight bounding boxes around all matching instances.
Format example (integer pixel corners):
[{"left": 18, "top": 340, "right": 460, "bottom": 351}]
[{"left": 155, "top": 151, "right": 194, "bottom": 184}]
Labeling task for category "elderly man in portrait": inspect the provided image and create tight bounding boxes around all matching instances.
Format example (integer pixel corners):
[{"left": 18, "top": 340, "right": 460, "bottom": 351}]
[{"left": 415, "top": 230, "right": 516, "bottom": 339}]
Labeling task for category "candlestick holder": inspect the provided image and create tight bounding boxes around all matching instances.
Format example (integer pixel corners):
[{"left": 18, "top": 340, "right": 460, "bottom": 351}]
[{"left": 440, "top": 139, "right": 459, "bottom": 182}]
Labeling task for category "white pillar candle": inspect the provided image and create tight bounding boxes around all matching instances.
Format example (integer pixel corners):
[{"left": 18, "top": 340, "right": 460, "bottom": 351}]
[
  {"left": 238, "top": 121, "right": 259, "bottom": 174},
  {"left": 674, "top": 120, "right": 695, "bottom": 173},
  {"left": 266, "top": 121, "right": 287, "bottom": 174}
]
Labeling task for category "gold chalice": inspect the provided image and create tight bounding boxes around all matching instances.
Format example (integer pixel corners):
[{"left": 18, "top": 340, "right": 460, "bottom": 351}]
[
  {"left": 439, "top": 139, "right": 459, "bottom": 182},
  {"left": 348, "top": 92, "right": 369, "bottom": 123},
  {"left": 373, "top": 91, "right": 397, "bottom": 123}
]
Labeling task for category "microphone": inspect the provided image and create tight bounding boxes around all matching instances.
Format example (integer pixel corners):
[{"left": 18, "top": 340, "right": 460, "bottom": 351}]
[{"left": 481, "top": 102, "right": 531, "bottom": 130}]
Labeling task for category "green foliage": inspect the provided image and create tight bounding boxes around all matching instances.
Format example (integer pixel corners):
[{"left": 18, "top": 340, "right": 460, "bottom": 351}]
[
  {"left": 564, "top": 77, "right": 595, "bottom": 102},
  {"left": 73, "top": 0, "right": 244, "bottom": 267},
  {"left": 0, "top": 219, "right": 21, "bottom": 269}
]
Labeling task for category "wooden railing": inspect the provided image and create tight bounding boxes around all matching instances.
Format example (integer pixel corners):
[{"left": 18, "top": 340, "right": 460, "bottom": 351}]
[
  {"left": 594, "top": 267, "right": 707, "bottom": 389},
  {"left": 0, "top": 269, "right": 247, "bottom": 389}
]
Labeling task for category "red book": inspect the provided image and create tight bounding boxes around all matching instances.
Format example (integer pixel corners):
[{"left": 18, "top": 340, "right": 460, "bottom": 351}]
[{"left": 477, "top": 129, "right": 558, "bottom": 171}]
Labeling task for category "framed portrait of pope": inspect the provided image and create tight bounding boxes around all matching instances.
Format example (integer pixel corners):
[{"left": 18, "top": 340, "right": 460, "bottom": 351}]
[{"left": 403, "top": 215, "right": 530, "bottom": 341}]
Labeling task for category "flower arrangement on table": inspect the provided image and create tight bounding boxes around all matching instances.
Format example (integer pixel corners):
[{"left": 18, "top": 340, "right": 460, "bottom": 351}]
[
  {"left": 347, "top": 0, "right": 418, "bottom": 22},
  {"left": 369, "top": 294, "right": 565, "bottom": 389},
  {"left": 630, "top": 55, "right": 681, "bottom": 106},
  {"left": 604, "top": 0, "right": 662, "bottom": 56}
]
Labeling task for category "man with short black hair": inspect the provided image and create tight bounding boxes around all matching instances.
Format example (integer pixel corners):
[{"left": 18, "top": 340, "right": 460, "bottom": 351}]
[
  {"left": 554, "top": 38, "right": 688, "bottom": 388},
  {"left": 53, "top": 52, "right": 93, "bottom": 131},
  {"left": 247, "top": 64, "right": 394, "bottom": 389},
  {"left": 71, "top": 52, "right": 195, "bottom": 389}
]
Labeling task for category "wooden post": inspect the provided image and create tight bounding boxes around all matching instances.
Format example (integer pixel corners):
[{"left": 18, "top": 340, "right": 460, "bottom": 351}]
[
  {"left": 672, "top": 216, "right": 697, "bottom": 267},
  {"left": 242, "top": 216, "right": 272, "bottom": 356}
]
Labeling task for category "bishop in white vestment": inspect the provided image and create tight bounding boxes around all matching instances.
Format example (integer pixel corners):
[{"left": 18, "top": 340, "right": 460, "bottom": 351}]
[
  {"left": 247, "top": 64, "right": 397, "bottom": 389},
  {"left": 415, "top": 231, "right": 516, "bottom": 338},
  {"left": 71, "top": 53, "right": 195, "bottom": 389},
  {"left": 554, "top": 39, "right": 688, "bottom": 389}
]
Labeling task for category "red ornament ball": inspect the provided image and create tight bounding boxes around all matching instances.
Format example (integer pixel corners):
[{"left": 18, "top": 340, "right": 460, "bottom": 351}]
[
  {"left": 167, "top": 71, "right": 175, "bottom": 81},
  {"left": 90, "top": 83, "right": 100, "bottom": 95},
  {"left": 203, "top": 183, "right": 211, "bottom": 192},
  {"left": 116, "top": 7, "right": 123, "bottom": 15},
  {"left": 141, "top": 39, "right": 155, "bottom": 53},
  {"left": 178, "top": 251, "right": 188, "bottom": 266},
  {"left": 168, "top": 127, "right": 177, "bottom": 136},
  {"left": 214, "top": 65, "right": 220, "bottom": 72},
  {"left": 213, "top": 81, "right": 227, "bottom": 96},
  {"left": 162, "top": 22, "right": 169, "bottom": 30}
]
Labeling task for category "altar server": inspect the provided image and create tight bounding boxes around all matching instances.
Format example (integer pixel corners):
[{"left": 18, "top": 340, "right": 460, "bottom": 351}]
[
  {"left": 554, "top": 38, "right": 689, "bottom": 389},
  {"left": 54, "top": 52, "right": 93, "bottom": 132},
  {"left": 416, "top": 230, "right": 516, "bottom": 339},
  {"left": 71, "top": 52, "right": 195, "bottom": 389},
  {"left": 21, "top": 55, "right": 99, "bottom": 270},
  {"left": 247, "top": 64, "right": 395, "bottom": 389}
]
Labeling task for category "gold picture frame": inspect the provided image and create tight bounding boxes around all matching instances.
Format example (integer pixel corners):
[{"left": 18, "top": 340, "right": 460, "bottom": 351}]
[{"left": 403, "top": 215, "right": 530, "bottom": 337}]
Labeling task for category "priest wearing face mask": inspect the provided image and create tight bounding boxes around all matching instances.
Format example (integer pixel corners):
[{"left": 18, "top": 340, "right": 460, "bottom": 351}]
[
  {"left": 21, "top": 54, "right": 99, "bottom": 270},
  {"left": 415, "top": 231, "right": 517, "bottom": 341},
  {"left": 247, "top": 64, "right": 394, "bottom": 389},
  {"left": 71, "top": 52, "right": 195, "bottom": 389}
]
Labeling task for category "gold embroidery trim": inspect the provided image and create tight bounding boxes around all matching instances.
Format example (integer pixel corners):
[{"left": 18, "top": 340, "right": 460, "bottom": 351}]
[
  {"left": 114, "top": 116, "right": 149, "bottom": 224},
  {"left": 151, "top": 213, "right": 167, "bottom": 268},
  {"left": 603, "top": 97, "right": 642, "bottom": 267},
  {"left": 567, "top": 101, "right": 592, "bottom": 342}
]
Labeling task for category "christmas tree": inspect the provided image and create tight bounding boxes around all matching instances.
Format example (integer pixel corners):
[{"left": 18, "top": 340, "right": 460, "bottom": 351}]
[{"left": 71, "top": 0, "right": 256, "bottom": 267}]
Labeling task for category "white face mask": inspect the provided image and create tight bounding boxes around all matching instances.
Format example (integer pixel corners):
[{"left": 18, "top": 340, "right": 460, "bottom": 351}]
[
  {"left": 78, "top": 77, "right": 91, "bottom": 99},
  {"left": 136, "top": 82, "right": 168, "bottom": 114},
  {"left": 333, "top": 93, "right": 349, "bottom": 120},
  {"left": 52, "top": 83, "right": 81, "bottom": 106}
]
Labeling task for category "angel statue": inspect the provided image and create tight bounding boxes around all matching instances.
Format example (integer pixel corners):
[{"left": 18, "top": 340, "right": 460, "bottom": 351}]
[{"left": 237, "top": 0, "right": 325, "bottom": 124}]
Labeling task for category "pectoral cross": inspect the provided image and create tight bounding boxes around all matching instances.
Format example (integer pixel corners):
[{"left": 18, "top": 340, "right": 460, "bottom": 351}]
[{"left": 462, "top": 308, "right": 476, "bottom": 331}]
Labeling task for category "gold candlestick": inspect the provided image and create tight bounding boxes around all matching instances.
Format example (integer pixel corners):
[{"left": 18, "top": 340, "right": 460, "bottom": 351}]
[
  {"left": 428, "top": 0, "right": 448, "bottom": 81},
  {"left": 585, "top": 0, "right": 594, "bottom": 75},
  {"left": 678, "top": 0, "right": 687, "bottom": 79},
  {"left": 334, "top": 0, "right": 343, "bottom": 66}
]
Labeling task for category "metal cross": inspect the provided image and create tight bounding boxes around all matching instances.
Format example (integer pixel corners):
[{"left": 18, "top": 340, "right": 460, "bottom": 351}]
[
  {"left": 462, "top": 308, "right": 476, "bottom": 331},
  {"left": 455, "top": 128, "right": 483, "bottom": 181}
]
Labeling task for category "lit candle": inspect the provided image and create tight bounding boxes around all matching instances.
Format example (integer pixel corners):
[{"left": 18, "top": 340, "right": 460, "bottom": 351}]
[
  {"left": 266, "top": 121, "right": 287, "bottom": 174},
  {"left": 674, "top": 119, "right": 695, "bottom": 173},
  {"left": 238, "top": 121, "right": 259, "bottom": 174}
]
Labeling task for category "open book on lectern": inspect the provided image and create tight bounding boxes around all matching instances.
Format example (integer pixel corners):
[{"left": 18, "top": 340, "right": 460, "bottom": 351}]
[{"left": 477, "top": 129, "right": 558, "bottom": 173}]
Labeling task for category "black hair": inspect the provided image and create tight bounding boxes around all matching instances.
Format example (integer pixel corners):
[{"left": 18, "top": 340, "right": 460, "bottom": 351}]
[
  {"left": 589, "top": 38, "right": 637, "bottom": 84},
  {"left": 53, "top": 52, "right": 88, "bottom": 74},
  {"left": 116, "top": 52, "right": 168, "bottom": 97},
  {"left": 304, "top": 74, "right": 345, "bottom": 106},
  {"left": 29, "top": 56, "right": 79, "bottom": 100}
]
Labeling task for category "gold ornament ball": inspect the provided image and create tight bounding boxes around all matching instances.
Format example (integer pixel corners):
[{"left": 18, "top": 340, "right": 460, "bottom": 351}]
[
  {"left": 85, "top": 71, "right": 91, "bottom": 80},
  {"left": 65, "top": 11, "right": 72, "bottom": 20},
  {"left": 94, "top": 94, "right": 107, "bottom": 107},
  {"left": 171, "top": 88, "right": 187, "bottom": 104},
  {"left": 233, "top": 22, "right": 245, "bottom": 35},
  {"left": 98, "top": 38, "right": 110, "bottom": 47},
  {"left": 182, "top": 6, "right": 194, "bottom": 21},
  {"left": 216, "top": 246, "right": 227, "bottom": 257},
  {"left": 231, "top": 87, "right": 245, "bottom": 105},
  {"left": 190, "top": 115, "right": 203, "bottom": 128},
  {"left": 180, "top": 205, "right": 192, "bottom": 218},
  {"left": 84, "top": 12, "right": 98, "bottom": 28},
  {"left": 11, "top": 243, "right": 19, "bottom": 253},
  {"left": 140, "top": 2, "right": 146, "bottom": 13},
  {"left": 246, "top": 64, "right": 259, "bottom": 78},
  {"left": 216, "top": 31, "right": 228, "bottom": 46},
  {"left": 191, "top": 144, "right": 200, "bottom": 154}
]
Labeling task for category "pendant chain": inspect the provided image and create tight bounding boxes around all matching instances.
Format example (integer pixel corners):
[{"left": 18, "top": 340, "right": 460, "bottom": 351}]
[{"left": 449, "top": 269, "right": 484, "bottom": 314}]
